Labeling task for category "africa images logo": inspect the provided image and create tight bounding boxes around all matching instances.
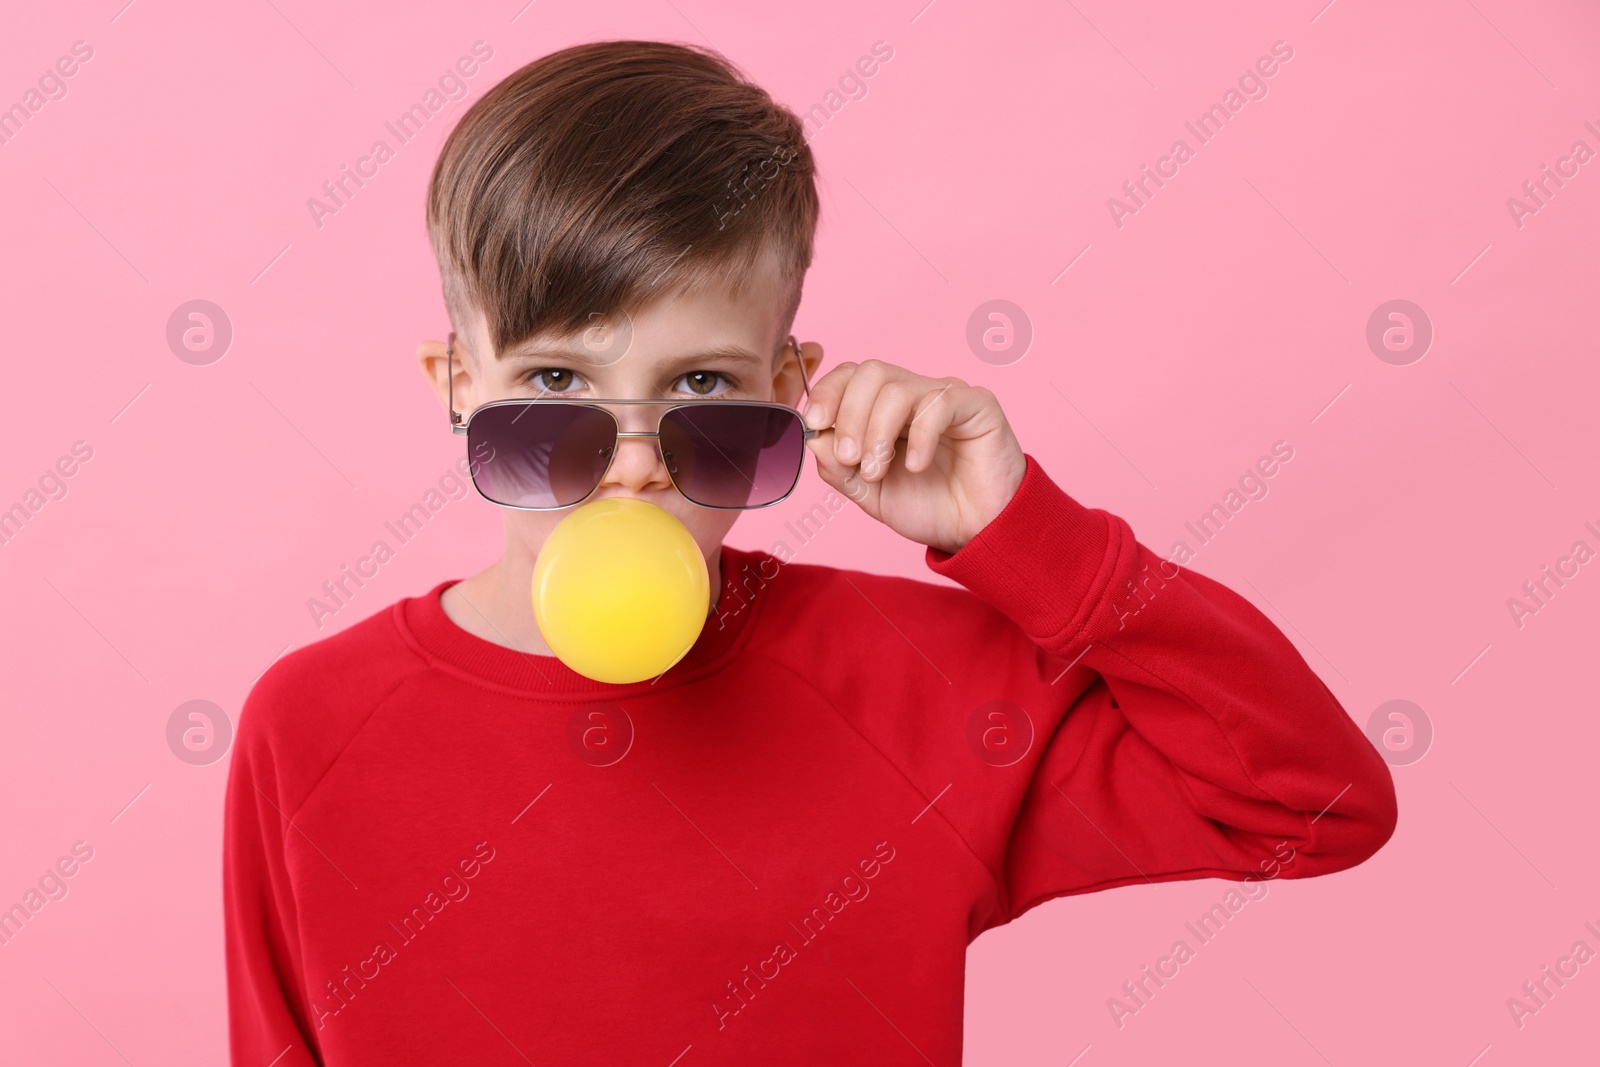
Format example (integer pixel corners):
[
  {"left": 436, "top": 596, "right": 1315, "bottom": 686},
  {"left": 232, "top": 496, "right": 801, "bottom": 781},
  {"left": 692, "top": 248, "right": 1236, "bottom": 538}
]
[
  {"left": 712, "top": 841, "right": 897, "bottom": 1030},
  {"left": 311, "top": 841, "right": 496, "bottom": 1030}
]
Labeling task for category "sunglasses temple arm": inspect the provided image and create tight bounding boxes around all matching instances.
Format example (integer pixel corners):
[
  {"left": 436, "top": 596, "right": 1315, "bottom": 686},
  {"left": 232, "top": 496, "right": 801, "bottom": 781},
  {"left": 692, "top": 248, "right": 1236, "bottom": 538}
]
[
  {"left": 447, "top": 331, "right": 467, "bottom": 433},
  {"left": 789, "top": 334, "right": 812, "bottom": 401}
]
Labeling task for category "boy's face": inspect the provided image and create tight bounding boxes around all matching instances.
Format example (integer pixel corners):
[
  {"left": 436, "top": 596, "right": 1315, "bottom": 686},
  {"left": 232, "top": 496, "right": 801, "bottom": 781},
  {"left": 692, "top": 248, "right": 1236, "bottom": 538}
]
[{"left": 418, "top": 247, "right": 817, "bottom": 567}]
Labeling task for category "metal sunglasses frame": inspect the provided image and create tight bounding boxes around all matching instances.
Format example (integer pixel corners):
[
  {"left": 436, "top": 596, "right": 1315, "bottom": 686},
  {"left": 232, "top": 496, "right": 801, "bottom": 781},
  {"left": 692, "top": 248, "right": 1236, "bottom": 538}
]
[{"left": 446, "top": 331, "right": 818, "bottom": 511}]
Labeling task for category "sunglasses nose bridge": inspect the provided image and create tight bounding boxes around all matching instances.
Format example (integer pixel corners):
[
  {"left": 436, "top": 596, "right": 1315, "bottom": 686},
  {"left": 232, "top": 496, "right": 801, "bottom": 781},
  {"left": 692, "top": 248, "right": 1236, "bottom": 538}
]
[{"left": 596, "top": 426, "right": 675, "bottom": 495}]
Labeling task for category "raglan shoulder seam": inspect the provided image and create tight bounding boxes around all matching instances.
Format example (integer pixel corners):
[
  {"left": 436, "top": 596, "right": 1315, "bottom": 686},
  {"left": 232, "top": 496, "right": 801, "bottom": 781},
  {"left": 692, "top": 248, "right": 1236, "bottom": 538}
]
[{"left": 280, "top": 664, "right": 436, "bottom": 825}]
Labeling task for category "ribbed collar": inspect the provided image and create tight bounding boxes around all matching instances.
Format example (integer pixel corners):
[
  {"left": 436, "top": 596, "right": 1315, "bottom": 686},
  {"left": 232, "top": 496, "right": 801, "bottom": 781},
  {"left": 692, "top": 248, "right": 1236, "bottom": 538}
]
[{"left": 394, "top": 544, "right": 767, "bottom": 700}]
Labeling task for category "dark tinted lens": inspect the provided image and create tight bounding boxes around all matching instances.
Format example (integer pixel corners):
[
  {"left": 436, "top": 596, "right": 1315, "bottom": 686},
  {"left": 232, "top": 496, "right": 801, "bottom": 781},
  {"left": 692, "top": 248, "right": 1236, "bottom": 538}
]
[
  {"left": 661, "top": 405, "right": 805, "bottom": 508},
  {"left": 467, "top": 403, "right": 616, "bottom": 508}
]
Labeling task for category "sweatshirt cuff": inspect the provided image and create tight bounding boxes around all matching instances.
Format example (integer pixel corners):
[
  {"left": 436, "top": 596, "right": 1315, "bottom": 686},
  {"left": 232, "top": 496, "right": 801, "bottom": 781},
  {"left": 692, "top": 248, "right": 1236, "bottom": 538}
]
[{"left": 925, "top": 453, "right": 1116, "bottom": 646}]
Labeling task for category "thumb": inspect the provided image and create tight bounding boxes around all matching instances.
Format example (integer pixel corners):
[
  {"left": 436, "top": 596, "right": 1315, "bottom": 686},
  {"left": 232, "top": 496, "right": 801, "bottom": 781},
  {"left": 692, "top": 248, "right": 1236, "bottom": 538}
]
[{"left": 807, "top": 431, "right": 875, "bottom": 510}]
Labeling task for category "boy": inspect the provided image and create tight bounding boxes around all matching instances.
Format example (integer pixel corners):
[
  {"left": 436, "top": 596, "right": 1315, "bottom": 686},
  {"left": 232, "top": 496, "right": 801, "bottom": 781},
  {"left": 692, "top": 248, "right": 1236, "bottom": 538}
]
[{"left": 224, "top": 39, "right": 1396, "bottom": 1066}]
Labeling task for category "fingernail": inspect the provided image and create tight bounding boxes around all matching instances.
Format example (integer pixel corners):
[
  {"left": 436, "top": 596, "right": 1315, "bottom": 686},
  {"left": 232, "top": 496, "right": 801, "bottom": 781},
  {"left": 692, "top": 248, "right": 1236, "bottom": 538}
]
[
  {"left": 838, "top": 436, "right": 858, "bottom": 462},
  {"left": 803, "top": 405, "right": 826, "bottom": 430},
  {"left": 906, "top": 448, "right": 920, "bottom": 469}
]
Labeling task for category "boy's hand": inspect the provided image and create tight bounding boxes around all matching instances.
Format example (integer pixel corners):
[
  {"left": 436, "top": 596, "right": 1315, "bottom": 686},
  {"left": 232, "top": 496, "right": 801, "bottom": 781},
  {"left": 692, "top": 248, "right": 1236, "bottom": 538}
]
[{"left": 801, "top": 359, "right": 1027, "bottom": 555}]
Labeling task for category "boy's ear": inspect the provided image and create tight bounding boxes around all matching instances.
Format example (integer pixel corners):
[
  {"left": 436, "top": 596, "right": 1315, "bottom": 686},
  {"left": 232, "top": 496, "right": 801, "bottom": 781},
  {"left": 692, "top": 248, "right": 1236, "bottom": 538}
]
[
  {"left": 801, "top": 341, "right": 823, "bottom": 383},
  {"left": 774, "top": 339, "right": 823, "bottom": 408},
  {"left": 417, "top": 336, "right": 472, "bottom": 418}
]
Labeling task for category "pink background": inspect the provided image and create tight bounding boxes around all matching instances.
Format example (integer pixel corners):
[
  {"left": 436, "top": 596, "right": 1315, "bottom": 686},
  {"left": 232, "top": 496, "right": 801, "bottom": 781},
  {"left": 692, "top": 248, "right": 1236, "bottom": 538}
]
[{"left": 3, "top": 0, "right": 1598, "bottom": 1063}]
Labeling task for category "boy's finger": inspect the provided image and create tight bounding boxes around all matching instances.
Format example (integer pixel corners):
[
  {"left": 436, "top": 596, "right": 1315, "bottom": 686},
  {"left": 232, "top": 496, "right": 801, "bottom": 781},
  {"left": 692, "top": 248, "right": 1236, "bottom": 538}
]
[
  {"left": 903, "top": 382, "right": 959, "bottom": 470},
  {"left": 801, "top": 361, "right": 859, "bottom": 431},
  {"left": 829, "top": 360, "right": 896, "bottom": 466},
  {"left": 806, "top": 430, "right": 876, "bottom": 506},
  {"left": 858, "top": 381, "right": 922, "bottom": 481}
]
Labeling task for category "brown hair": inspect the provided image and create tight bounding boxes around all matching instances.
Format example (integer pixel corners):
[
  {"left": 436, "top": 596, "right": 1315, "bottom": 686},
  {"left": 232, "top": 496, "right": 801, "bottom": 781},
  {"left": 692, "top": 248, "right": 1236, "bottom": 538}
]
[{"left": 426, "top": 39, "right": 819, "bottom": 359}]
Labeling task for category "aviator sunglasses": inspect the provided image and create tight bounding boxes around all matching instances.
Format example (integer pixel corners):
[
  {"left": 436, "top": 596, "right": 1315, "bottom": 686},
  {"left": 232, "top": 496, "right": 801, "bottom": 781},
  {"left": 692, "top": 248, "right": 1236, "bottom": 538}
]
[{"left": 448, "top": 332, "right": 818, "bottom": 510}]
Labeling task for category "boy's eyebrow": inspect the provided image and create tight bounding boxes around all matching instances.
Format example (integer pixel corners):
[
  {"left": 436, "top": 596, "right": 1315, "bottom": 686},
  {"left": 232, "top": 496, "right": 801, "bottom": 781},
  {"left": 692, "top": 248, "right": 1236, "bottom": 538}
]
[{"left": 499, "top": 341, "right": 766, "bottom": 369}]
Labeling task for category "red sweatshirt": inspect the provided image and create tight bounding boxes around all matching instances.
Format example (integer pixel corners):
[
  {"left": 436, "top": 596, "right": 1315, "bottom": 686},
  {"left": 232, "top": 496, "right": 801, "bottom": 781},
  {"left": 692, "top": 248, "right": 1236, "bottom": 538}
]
[{"left": 223, "top": 453, "right": 1396, "bottom": 1066}]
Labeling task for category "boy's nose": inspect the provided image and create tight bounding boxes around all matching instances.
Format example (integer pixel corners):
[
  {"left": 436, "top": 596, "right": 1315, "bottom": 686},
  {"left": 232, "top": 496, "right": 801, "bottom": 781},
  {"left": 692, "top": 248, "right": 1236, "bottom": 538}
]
[{"left": 597, "top": 431, "right": 675, "bottom": 497}]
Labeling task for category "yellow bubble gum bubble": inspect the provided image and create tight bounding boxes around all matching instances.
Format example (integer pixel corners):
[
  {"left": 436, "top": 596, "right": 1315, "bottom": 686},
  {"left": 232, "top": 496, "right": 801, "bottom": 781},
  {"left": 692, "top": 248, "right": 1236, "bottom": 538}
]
[{"left": 532, "top": 497, "right": 710, "bottom": 684}]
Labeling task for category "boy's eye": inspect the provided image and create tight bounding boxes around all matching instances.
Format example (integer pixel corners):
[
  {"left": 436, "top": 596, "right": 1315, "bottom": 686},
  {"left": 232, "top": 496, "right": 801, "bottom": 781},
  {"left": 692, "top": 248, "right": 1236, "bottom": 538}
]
[
  {"left": 527, "top": 368, "right": 585, "bottom": 393},
  {"left": 677, "top": 371, "right": 730, "bottom": 396}
]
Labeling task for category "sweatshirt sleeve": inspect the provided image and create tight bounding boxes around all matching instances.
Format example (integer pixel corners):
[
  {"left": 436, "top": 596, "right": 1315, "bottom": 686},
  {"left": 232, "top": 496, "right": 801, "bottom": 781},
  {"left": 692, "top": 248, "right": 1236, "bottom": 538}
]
[
  {"left": 222, "top": 677, "right": 324, "bottom": 1067},
  {"left": 926, "top": 454, "right": 1397, "bottom": 924}
]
